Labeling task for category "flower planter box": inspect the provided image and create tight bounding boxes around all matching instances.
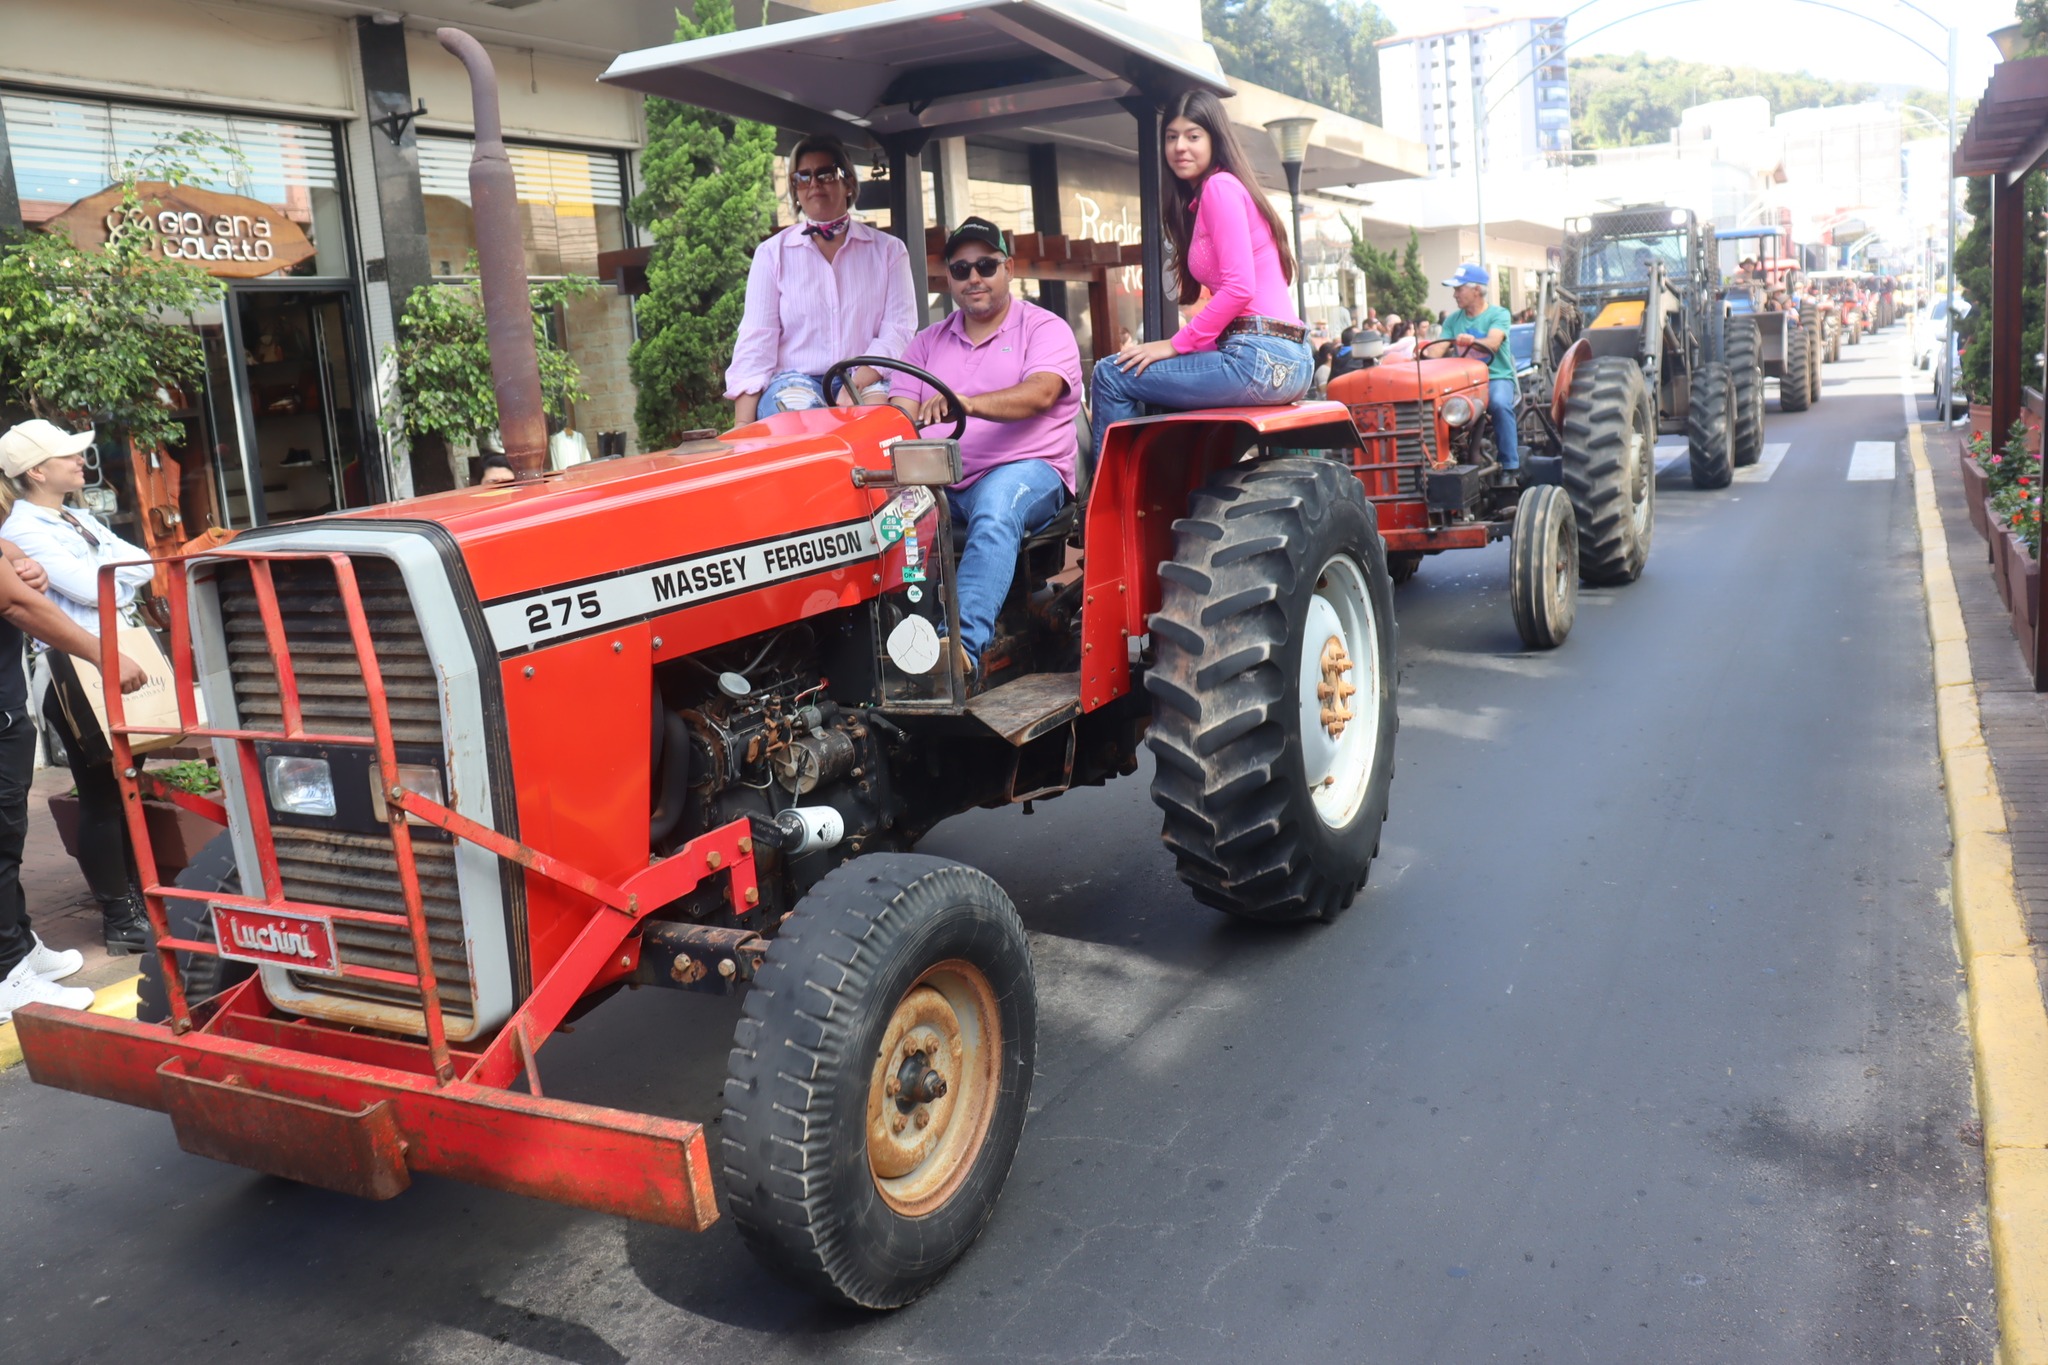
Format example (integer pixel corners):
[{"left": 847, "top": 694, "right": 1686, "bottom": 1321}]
[
  {"left": 2008, "top": 530, "right": 2042, "bottom": 662},
  {"left": 1962, "top": 453, "right": 1992, "bottom": 542},
  {"left": 1993, "top": 520, "right": 2015, "bottom": 610},
  {"left": 1972, "top": 403, "right": 1994, "bottom": 442},
  {"left": 46, "top": 792, "right": 221, "bottom": 885}
]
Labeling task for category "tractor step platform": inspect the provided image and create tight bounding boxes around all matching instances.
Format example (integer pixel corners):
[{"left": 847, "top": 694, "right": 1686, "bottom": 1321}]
[{"left": 968, "top": 672, "right": 1081, "bottom": 745}]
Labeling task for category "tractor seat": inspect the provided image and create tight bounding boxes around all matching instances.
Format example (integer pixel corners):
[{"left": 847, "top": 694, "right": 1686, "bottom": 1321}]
[{"left": 1020, "top": 403, "right": 1096, "bottom": 549}]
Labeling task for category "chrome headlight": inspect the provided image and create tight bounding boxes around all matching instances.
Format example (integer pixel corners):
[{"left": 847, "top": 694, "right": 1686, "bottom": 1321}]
[
  {"left": 264, "top": 755, "right": 336, "bottom": 817},
  {"left": 1443, "top": 395, "right": 1477, "bottom": 427}
]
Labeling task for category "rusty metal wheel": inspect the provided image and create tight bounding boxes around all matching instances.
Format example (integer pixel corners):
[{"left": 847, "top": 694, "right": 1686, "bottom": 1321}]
[
  {"left": 865, "top": 959, "right": 1001, "bottom": 1216},
  {"left": 721, "top": 854, "right": 1034, "bottom": 1309}
]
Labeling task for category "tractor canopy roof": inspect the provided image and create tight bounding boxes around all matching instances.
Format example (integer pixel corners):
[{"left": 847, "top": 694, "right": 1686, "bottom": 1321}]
[{"left": 599, "top": 0, "right": 1233, "bottom": 147}]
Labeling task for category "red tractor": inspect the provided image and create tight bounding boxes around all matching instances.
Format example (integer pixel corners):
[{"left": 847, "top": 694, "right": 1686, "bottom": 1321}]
[{"left": 16, "top": 10, "right": 1399, "bottom": 1310}]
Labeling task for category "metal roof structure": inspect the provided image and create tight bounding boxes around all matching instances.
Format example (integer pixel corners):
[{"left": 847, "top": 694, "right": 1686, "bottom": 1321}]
[
  {"left": 599, "top": 0, "right": 1232, "bottom": 149},
  {"left": 1954, "top": 55, "right": 2048, "bottom": 179}
]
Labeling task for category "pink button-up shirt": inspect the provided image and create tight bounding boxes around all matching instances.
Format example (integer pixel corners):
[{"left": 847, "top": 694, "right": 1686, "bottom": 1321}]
[
  {"left": 892, "top": 298, "right": 1083, "bottom": 492},
  {"left": 724, "top": 218, "right": 918, "bottom": 398},
  {"left": 1172, "top": 171, "right": 1303, "bottom": 355}
]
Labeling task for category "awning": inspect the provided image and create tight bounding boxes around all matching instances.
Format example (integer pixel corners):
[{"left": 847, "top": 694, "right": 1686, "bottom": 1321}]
[
  {"left": 600, "top": 0, "right": 1233, "bottom": 147},
  {"left": 1955, "top": 55, "right": 2048, "bottom": 180}
]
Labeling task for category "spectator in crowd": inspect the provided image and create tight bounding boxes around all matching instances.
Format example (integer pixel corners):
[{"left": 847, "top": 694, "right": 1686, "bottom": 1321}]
[
  {"left": 1090, "top": 89, "right": 1312, "bottom": 452},
  {"left": 0, "top": 420, "right": 157, "bottom": 965},
  {"left": 476, "top": 454, "right": 516, "bottom": 486},
  {"left": 1383, "top": 319, "right": 1417, "bottom": 361},
  {"left": 726, "top": 134, "right": 917, "bottom": 424}
]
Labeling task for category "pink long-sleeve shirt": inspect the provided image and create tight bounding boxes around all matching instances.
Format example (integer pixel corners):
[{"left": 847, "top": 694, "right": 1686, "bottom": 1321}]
[
  {"left": 724, "top": 218, "right": 918, "bottom": 398},
  {"left": 1171, "top": 171, "right": 1303, "bottom": 354}
]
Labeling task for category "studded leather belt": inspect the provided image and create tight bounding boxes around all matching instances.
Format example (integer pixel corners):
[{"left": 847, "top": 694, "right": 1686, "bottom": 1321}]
[{"left": 1221, "top": 316, "right": 1307, "bottom": 343}]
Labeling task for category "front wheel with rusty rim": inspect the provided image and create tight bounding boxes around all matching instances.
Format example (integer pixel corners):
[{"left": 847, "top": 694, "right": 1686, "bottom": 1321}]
[{"left": 720, "top": 854, "right": 1035, "bottom": 1309}]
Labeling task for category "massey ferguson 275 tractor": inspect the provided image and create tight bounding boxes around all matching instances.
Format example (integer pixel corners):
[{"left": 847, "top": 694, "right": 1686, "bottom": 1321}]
[{"left": 15, "top": 7, "right": 1399, "bottom": 1311}]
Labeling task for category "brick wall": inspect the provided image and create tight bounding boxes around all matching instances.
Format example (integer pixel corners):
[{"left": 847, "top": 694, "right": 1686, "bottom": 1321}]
[{"left": 564, "top": 287, "right": 640, "bottom": 454}]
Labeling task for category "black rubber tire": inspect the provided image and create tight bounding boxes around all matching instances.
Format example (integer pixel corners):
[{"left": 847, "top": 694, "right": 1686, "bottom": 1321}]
[
  {"left": 1145, "top": 457, "right": 1397, "bottom": 924},
  {"left": 1726, "top": 318, "right": 1763, "bottom": 466},
  {"left": 1561, "top": 356, "right": 1653, "bottom": 586},
  {"left": 1827, "top": 330, "right": 1841, "bottom": 364},
  {"left": 1779, "top": 322, "right": 1811, "bottom": 412},
  {"left": 1848, "top": 321, "right": 1861, "bottom": 346},
  {"left": 1687, "top": 360, "right": 1735, "bottom": 490},
  {"left": 1509, "top": 485, "right": 1577, "bottom": 649},
  {"left": 1388, "top": 551, "right": 1422, "bottom": 585},
  {"left": 720, "top": 854, "right": 1035, "bottom": 1310},
  {"left": 136, "top": 832, "right": 253, "bottom": 1025},
  {"left": 1808, "top": 331, "right": 1824, "bottom": 404}
]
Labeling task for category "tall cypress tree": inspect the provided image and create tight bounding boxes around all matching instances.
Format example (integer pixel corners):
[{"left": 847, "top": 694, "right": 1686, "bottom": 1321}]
[{"left": 627, "top": 0, "right": 775, "bottom": 445}]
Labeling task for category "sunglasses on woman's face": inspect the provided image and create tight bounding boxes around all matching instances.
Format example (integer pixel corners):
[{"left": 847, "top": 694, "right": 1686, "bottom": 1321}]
[
  {"left": 793, "top": 167, "right": 845, "bottom": 186},
  {"left": 947, "top": 257, "right": 1005, "bottom": 281}
]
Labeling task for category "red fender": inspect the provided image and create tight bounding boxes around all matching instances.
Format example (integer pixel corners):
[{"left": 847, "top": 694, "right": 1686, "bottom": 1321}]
[{"left": 1551, "top": 337, "right": 1593, "bottom": 429}]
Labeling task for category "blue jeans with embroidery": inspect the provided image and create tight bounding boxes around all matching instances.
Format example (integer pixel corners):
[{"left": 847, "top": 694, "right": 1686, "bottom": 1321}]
[
  {"left": 1488, "top": 377, "right": 1520, "bottom": 470},
  {"left": 1088, "top": 333, "right": 1313, "bottom": 453},
  {"left": 758, "top": 370, "right": 871, "bottom": 415},
  {"left": 945, "top": 459, "right": 1069, "bottom": 664}
]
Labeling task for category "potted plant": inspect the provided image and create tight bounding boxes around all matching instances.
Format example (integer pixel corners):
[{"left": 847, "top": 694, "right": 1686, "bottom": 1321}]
[
  {"left": 47, "top": 758, "right": 221, "bottom": 883},
  {"left": 384, "top": 269, "right": 597, "bottom": 491},
  {"left": 1963, "top": 430, "right": 1993, "bottom": 543},
  {"left": 1984, "top": 421, "right": 2036, "bottom": 604},
  {"left": 1991, "top": 468, "right": 2042, "bottom": 654}
]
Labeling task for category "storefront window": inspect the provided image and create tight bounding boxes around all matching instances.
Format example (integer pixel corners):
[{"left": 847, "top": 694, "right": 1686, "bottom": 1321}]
[
  {"left": 3, "top": 92, "right": 348, "bottom": 278},
  {"left": 419, "top": 136, "right": 627, "bottom": 279}
]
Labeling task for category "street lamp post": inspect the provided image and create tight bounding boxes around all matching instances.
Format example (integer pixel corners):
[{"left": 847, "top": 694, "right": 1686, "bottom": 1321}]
[{"left": 1266, "top": 116, "right": 1316, "bottom": 322}]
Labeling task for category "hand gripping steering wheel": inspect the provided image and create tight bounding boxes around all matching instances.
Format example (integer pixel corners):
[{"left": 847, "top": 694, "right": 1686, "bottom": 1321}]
[
  {"left": 824, "top": 355, "right": 968, "bottom": 440},
  {"left": 1418, "top": 337, "right": 1496, "bottom": 363}
]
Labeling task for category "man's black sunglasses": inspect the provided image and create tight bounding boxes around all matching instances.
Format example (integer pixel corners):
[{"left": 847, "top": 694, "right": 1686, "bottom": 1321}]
[{"left": 947, "top": 257, "right": 1005, "bottom": 281}]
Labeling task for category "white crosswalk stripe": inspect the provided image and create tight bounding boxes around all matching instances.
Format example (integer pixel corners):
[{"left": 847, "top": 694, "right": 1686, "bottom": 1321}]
[
  {"left": 1734, "top": 442, "right": 1790, "bottom": 483},
  {"left": 1847, "top": 441, "right": 1897, "bottom": 481}
]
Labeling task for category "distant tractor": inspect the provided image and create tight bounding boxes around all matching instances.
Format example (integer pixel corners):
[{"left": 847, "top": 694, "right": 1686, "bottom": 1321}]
[{"left": 1719, "top": 226, "right": 1821, "bottom": 417}]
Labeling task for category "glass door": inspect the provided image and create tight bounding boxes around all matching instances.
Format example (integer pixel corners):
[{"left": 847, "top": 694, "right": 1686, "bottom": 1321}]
[{"left": 227, "top": 288, "right": 372, "bottom": 525}]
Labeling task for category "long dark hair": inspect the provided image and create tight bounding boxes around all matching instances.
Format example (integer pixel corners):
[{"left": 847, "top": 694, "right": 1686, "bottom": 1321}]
[{"left": 1159, "top": 89, "right": 1295, "bottom": 307}]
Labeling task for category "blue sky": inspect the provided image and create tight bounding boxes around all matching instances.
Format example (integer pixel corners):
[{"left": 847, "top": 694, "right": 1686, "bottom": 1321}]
[{"left": 1377, "top": 0, "right": 2013, "bottom": 105}]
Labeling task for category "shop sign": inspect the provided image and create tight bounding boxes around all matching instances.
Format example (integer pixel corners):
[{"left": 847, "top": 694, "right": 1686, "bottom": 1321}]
[{"left": 41, "top": 182, "right": 315, "bottom": 279}]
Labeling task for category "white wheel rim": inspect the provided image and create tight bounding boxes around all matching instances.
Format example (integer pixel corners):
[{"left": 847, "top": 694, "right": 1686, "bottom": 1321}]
[
  {"left": 1298, "top": 554, "right": 1381, "bottom": 829},
  {"left": 1629, "top": 426, "right": 1651, "bottom": 537}
]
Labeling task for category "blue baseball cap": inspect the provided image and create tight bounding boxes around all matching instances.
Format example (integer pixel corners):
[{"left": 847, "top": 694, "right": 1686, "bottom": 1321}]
[{"left": 1442, "top": 263, "right": 1490, "bottom": 288}]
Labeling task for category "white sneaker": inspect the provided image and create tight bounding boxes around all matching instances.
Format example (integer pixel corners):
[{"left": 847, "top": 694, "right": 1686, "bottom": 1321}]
[
  {"left": 22, "top": 935, "right": 83, "bottom": 982},
  {"left": 0, "top": 956, "right": 94, "bottom": 1024}
]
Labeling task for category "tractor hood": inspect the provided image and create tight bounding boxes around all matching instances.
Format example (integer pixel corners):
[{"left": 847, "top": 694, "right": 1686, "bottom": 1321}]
[{"left": 1327, "top": 356, "right": 1490, "bottom": 406}]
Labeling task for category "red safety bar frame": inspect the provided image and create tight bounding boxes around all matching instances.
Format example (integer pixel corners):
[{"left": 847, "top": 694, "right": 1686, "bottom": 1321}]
[{"left": 15, "top": 550, "right": 759, "bottom": 1229}]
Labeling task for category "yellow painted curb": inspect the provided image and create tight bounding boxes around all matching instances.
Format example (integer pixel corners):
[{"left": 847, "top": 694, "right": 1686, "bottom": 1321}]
[
  {"left": 0, "top": 973, "right": 139, "bottom": 1073},
  {"left": 1909, "top": 422, "right": 2048, "bottom": 1363}
]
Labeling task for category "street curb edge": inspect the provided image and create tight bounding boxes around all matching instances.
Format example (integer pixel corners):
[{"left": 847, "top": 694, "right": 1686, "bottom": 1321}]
[
  {"left": 0, "top": 974, "right": 140, "bottom": 1072},
  {"left": 1909, "top": 422, "right": 2048, "bottom": 1361}
]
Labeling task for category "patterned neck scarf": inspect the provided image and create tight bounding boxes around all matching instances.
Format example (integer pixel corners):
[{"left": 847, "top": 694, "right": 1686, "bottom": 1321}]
[{"left": 801, "top": 213, "right": 852, "bottom": 243}]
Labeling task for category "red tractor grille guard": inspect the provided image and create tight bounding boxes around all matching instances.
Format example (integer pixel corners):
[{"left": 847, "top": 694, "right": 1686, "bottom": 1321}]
[{"left": 14, "top": 550, "right": 758, "bottom": 1230}]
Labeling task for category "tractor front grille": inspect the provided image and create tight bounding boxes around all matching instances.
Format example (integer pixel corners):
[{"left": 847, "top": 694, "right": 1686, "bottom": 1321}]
[
  {"left": 1348, "top": 401, "right": 1432, "bottom": 498},
  {"left": 214, "top": 558, "right": 471, "bottom": 1021}
]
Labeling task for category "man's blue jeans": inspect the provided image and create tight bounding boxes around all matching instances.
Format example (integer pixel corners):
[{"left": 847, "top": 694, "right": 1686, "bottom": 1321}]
[
  {"left": 1089, "top": 334, "right": 1313, "bottom": 454},
  {"left": 945, "top": 459, "right": 1068, "bottom": 664},
  {"left": 1488, "top": 377, "right": 1520, "bottom": 470}
]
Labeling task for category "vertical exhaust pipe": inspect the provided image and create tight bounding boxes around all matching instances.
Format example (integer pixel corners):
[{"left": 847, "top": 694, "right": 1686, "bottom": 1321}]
[{"left": 436, "top": 27, "right": 548, "bottom": 480}]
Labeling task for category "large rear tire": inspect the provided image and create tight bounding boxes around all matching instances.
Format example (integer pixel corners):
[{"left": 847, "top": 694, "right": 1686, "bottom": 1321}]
[
  {"left": 1146, "top": 457, "right": 1397, "bottom": 924},
  {"left": 1687, "top": 360, "right": 1735, "bottom": 490},
  {"left": 720, "top": 854, "right": 1035, "bottom": 1309},
  {"left": 1726, "top": 317, "right": 1763, "bottom": 466},
  {"left": 1510, "top": 485, "right": 1577, "bottom": 649},
  {"left": 1561, "top": 356, "right": 1653, "bottom": 585},
  {"left": 136, "top": 832, "right": 253, "bottom": 1025},
  {"left": 1779, "top": 322, "right": 1811, "bottom": 412},
  {"left": 1808, "top": 330, "right": 1824, "bottom": 404}
]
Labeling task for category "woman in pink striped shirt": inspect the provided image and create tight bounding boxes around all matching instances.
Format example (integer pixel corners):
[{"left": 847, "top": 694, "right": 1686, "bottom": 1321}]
[
  {"left": 726, "top": 136, "right": 918, "bottom": 425},
  {"left": 1090, "top": 90, "right": 1313, "bottom": 454}
]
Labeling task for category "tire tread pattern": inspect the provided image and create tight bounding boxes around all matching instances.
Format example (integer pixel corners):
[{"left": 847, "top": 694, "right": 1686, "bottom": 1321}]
[{"left": 1561, "top": 357, "right": 1652, "bottom": 585}]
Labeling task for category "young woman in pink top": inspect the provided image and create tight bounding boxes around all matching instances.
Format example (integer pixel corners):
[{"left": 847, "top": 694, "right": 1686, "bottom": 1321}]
[{"left": 1090, "top": 89, "right": 1313, "bottom": 453}]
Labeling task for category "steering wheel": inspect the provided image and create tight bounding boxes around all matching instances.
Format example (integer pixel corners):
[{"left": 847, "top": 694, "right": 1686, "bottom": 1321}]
[
  {"left": 823, "top": 355, "right": 968, "bottom": 440},
  {"left": 1418, "top": 337, "right": 1495, "bottom": 363}
]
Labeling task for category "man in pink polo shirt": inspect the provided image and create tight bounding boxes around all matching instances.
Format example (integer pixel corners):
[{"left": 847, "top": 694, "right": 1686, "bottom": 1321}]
[{"left": 891, "top": 217, "right": 1082, "bottom": 680}]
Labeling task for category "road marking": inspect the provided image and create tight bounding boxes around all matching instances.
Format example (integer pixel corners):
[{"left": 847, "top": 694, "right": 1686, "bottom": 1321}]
[
  {"left": 1848, "top": 440, "right": 1897, "bottom": 481},
  {"left": 1734, "top": 442, "right": 1791, "bottom": 483}
]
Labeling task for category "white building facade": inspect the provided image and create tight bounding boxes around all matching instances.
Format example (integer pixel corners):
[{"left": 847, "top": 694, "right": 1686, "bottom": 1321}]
[{"left": 1377, "top": 10, "right": 1571, "bottom": 178}]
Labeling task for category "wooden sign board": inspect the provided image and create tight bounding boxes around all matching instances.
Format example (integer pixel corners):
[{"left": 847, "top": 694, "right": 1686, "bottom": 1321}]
[{"left": 41, "top": 182, "right": 316, "bottom": 280}]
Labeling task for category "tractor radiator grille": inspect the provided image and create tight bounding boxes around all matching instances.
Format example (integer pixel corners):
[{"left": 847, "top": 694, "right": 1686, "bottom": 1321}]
[
  {"left": 1347, "top": 401, "right": 1432, "bottom": 498},
  {"left": 214, "top": 558, "right": 471, "bottom": 1019}
]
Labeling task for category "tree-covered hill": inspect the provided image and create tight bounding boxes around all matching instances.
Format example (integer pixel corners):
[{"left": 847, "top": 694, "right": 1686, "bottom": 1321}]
[
  {"left": 1570, "top": 51, "right": 1954, "bottom": 148},
  {"left": 1203, "top": 0, "right": 1396, "bottom": 125}
]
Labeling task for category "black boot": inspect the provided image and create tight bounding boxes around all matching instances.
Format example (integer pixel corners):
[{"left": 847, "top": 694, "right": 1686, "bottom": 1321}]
[{"left": 99, "top": 892, "right": 149, "bottom": 956}]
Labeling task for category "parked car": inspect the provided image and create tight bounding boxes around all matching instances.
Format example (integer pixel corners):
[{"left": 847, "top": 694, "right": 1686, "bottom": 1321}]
[{"left": 1916, "top": 296, "right": 1968, "bottom": 372}]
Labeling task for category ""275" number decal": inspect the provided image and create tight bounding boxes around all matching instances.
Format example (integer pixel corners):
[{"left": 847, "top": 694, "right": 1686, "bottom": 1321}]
[{"left": 525, "top": 590, "right": 601, "bottom": 636}]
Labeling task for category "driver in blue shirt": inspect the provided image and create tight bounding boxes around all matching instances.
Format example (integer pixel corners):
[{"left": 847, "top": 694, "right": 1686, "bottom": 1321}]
[{"left": 1443, "top": 263, "right": 1517, "bottom": 471}]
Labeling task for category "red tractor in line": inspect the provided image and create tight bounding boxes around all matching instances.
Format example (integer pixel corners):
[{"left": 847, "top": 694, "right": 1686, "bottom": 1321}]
[{"left": 18, "top": 9, "right": 1402, "bottom": 1311}]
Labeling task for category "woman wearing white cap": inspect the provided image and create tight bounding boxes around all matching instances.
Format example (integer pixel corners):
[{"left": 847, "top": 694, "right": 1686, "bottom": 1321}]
[{"left": 0, "top": 419, "right": 157, "bottom": 956}]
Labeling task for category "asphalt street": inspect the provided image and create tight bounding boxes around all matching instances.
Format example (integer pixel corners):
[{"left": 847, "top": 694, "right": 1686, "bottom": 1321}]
[{"left": 0, "top": 328, "right": 1996, "bottom": 1363}]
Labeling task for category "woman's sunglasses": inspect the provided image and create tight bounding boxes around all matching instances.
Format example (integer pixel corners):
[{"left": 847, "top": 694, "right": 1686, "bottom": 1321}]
[
  {"left": 792, "top": 167, "right": 847, "bottom": 186},
  {"left": 947, "top": 257, "right": 1005, "bottom": 281}
]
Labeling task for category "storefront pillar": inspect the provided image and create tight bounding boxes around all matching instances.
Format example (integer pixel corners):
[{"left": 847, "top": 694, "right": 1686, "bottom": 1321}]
[
  {"left": 0, "top": 99, "right": 21, "bottom": 233},
  {"left": 355, "top": 18, "right": 433, "bottom": 332},
  {"left": 1028, "top": 143, "right": 1067, "bottom": 319}
]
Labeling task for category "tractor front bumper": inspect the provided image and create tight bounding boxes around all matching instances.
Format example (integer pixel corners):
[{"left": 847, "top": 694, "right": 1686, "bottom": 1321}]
[{"left": 14, "top": 1001, "right": 720, "bottom": 1230}]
